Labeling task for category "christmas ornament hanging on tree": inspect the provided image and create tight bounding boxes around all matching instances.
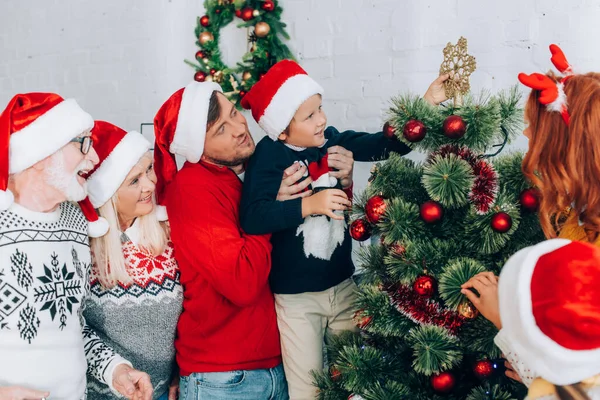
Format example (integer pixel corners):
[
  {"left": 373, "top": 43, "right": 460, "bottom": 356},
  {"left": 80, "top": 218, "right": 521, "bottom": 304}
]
[
  {"left": 383, "top": 121, "right": 396, "bottom": 139},
  {"left": 353, "top": 310, "right": 373, "bottom": 329},
  {"left": 241, "top": 7, "right": 254, "bottom": 21},
  {"left": 365, "top": 195, "right": 387, "bottom": 224},
  {"left": 473, "top": 359, "right": 494, "bottom": 379},
  {"left": 350, "top": 219, "right": 371, "bottom": 241},
  {"left": 195, "top": 50, "right": 207, "bottom": 60},
  {"left": 491, "top": 212, "right": 512, "bottom": 233},
  {"left": 262, "top": 0, "right": 275, "bottom": 11},
  {"left": 200, "top": 15, "right": 210, "bottom": 27},
  {"left": 520, "top": 188, "right": 540, "bottom": 212},
  {"left": 431, "top": 372, "right": 456, "bottom": 393},
  {"left": 413, "top": 275, "right": 437, "bottom": 298},
  {"left": 439, "top": 36, "right": 477, "bottom": 105},
  {"left": 420, "top": 200, "right": 443, "bottom": 223},
  {"left": 458, "top": 299, "right": 479, "bottom": 319},
  {"left": 443, "top": 115, "right": 467, "bottom": 139},
  {"left": 390, "top": 243, "right": 406, "bottom": 257},
  {"left": 254, "top": 21, "right": 271, "bottom": 37},
  {"left": 194, "top": 71, "right": 207, "bottom": 82},
  {"left": 403, "top": 119, "right": 427, "bottom": 142},
  {"left": 330, "top": 366, "right": 342, "bottom": 382},
  {"left": 199, "top": 31, "right": 214, "bottom": 45}
]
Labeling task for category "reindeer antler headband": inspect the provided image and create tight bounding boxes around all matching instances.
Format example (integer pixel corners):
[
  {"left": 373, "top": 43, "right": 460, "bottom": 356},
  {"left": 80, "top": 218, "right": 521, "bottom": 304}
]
[{"left": 518, "top": 44, "right": 574, "bottom": 125}]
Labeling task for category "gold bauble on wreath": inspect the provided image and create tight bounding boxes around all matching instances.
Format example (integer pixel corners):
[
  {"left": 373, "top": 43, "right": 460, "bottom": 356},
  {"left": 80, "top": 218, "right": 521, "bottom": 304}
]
[
  {"left": 199, "top": 31, "right": 214, "bottom": 45},
  {"left": 254, "top": 22, "right": 271, "bottom": 38},
  {"left": 242, "top": 71, "right": 252, "bottom": 81},
  {"left": 458, "top": 300, "right": 479, "bottom": 319}
]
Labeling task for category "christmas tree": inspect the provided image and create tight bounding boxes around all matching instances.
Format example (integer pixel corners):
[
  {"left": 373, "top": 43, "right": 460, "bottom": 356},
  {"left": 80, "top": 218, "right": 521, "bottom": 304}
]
[{"left": 314, "top": 38, "right": 544, "bottom": 400}]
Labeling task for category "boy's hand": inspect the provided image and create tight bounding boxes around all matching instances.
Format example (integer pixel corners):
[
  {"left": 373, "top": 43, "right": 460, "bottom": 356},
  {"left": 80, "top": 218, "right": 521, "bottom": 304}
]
[
  {"left": 461, "top": 272, "right": 502, "bottom": 329},
  {"left": 327, "top": 146, "right": 354, "bottom": 189},
  {"left": 302, "top": 189, "right": 351, "bottom": 220},
  {"left": 423, "top": 73, "right": 451, "bottom": 105}
]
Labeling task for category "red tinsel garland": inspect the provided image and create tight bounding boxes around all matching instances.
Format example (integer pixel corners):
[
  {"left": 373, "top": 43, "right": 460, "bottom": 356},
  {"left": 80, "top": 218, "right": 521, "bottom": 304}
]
[
  {"left": 429, "top": 145, "right": 498, "bottom": 214},
  {"left": 387, "top": 284, "right": 465, "bottom": 335}
]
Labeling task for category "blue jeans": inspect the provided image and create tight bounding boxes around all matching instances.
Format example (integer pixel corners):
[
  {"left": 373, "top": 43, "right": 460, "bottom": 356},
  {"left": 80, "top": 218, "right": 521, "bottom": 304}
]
[
  {"left": 157, "top": 392, "right": 169, "bottom": 400},
  {"left": 179, "top": 364, "right": 289, "bottom": 400}
]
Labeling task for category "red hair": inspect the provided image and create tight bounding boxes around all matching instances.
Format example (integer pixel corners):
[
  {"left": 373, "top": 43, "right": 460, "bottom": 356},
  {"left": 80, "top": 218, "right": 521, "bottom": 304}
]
[{"left": 522, "top": 72, "right": 600, "bottom": 240}]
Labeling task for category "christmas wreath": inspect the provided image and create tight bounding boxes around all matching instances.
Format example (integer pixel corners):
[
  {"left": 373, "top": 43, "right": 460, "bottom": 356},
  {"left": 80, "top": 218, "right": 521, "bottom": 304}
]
[{"left": 186, "top": 0, "right": 294, "bottom": 108}]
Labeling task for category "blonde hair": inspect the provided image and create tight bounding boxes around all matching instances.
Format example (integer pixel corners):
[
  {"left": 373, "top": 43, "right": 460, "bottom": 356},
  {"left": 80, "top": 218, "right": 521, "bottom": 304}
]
[{"left": 91, "top": 194, "right": 169, "bottom": 288}]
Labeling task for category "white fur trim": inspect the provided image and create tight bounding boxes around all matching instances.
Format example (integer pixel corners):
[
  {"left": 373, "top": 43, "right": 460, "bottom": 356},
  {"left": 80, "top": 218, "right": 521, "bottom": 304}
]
[
  {"left": 86, "top": 131, "right": 151, "bottom": 208},
  {"left": 498, "top": 238, "right": 600, "bottom": 385},
  {"left": 155, "top": 204, "right": 168, "bottom": 221},
  {"left": 87, "top": 216, "right": 109, "bottom": 238},
  {"left": 296, "top": 215, "right": 345, "bottom": 260},
  {"left": 170, "top": 81, "right": 223, "bottom": 163},
  {"left": 9, "top": 99, "right": 94, "bottom": 174},
  {"left": 258, "top": 74, "right": 324, "bottom": 140},
  {"left": 546, "top": 82, "right": 568, "bottom": 113},
  {"left": 0, "top": 189, "right": 14, "bottom": 210}
]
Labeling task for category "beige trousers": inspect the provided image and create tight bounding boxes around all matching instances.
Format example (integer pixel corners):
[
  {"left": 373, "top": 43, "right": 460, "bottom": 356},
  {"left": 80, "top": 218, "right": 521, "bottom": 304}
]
[{"left": 274, "top": 278, "right": 359, "bottom": 400}]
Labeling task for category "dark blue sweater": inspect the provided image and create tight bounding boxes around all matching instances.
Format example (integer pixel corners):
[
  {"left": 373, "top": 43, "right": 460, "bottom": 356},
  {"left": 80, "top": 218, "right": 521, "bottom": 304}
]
[{"left": 240, "top": 126, "right": 411, "bottom": 294}]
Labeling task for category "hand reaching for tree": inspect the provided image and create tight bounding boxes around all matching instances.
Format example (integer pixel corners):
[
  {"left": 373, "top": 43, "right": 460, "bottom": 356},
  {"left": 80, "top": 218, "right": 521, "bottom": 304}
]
[
  {"left": 423, "top": 73, "right": 452, "bottom": 105},
  {"left": 460, "top": 271, "right": 502, "bottom": 329}
]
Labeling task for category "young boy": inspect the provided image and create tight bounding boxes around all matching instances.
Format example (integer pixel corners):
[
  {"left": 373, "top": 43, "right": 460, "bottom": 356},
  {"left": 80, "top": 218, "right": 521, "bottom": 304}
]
[{"left": 240, "top": 60, "right": 446, "bottom": 399}]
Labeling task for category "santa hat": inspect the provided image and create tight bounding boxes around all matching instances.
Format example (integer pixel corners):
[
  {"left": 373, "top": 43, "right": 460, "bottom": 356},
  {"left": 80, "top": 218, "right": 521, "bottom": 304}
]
[
  {"left": 77, "top": 121, "right": 152, "bottom": 237},
  {"left": 241, "top": 60, "right": 324, "bottom": 141},
  {"left": 0, "top": 92, "right": 94, "bottom": 210},
  {"left": 498, "top": 239, "right": 600, "bottom": 385},
  {"left": 153, "top": 81, "right": 222, "bottom": 212}
]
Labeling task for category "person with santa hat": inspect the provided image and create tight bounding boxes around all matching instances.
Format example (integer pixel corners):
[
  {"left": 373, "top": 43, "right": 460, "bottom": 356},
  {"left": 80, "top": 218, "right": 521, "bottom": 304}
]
[
  {"left": 462, "top": 239, "right": 600, "bottom": 400},
  {"left": 0, "top": 93, "right": 143, "bottom": 400},
  {"left": 77, "top": 121, "right": 176, "bottom": 400},
  {"left": 153, "top": 78, "right": 354, "bottom": 399},
  {"left": 238, "top": 59, "right": 449, "bottom": 398}
]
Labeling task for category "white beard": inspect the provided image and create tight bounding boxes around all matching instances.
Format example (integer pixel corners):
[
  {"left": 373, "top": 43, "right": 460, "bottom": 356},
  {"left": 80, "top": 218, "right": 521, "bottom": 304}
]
[
  {"left": 45, "top": 151, "right": 90, "bottom": 202},
  {"left": 296, "top": 214, "right": 346, "bottom": 260}
]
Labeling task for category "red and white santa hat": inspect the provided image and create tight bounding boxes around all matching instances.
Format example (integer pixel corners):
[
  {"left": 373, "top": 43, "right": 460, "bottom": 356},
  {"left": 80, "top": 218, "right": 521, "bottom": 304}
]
[
  {"left": 76, "top": 121, "right": 153, "bottom": 237},
  {"left": 241, "top": 59, "right": 324, "bottom": 140},
  {"left": 498, "top": 239, "right": 600, "bottom": 385},
  {"left": 153, "top": 81, "right": 222, "bottom": 212},
  {"left": 0, "top": 92, "right": 94, "bottom": 210}
]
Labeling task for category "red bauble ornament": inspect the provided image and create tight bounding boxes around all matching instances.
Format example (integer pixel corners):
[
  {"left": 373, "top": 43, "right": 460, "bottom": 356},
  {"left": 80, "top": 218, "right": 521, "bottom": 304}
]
[
  {"left": 403, "top": 119, "right": 427, "bottom": 142},
  {"left": 215, "top": 8, "right": 221, "bottom": 14},
  {"left": 195, "top": 50, "right": 206, "bottom": 59},
  {"left": 200, "top": 15, "right": 210, "bottom": 27},
  {"left": 443, "top": 115, "right": 467, "bottom": 139},
  {"left": 241, "top": 7, "right": 255, "bottom": 21},
  {"left": 390, "top": 243, "right": 405, "bottom": 257},
  {"left": 235, "top": 9, "right": 242, "bottom": 18},
  {"left": 491, "top": 212, "right": 512, "bottom": 233},
  {"left": 413, "top": 275, "right": 436, "bottom": 298},
  {"left": 350, "top": 219, "right": 371, "bottom": 242},
  {"left": 473, "top": 359, "right": 494, "bottom": 379},
  {"left": 383, "top": 121, "right": 396, "bottom": 139},
  {"left": 194, "top": 71, "right": 207, "bottom": 82},
  {"left": 262, "top": 0, "right": 275, "bottom": 11},
  {"left": 330, "top": 366, "right": 342, "bottom": 381},
  {"left": 239, "top": 90, "right": 246, "bottom": 98},
  {"left": 431, "top": 372, "right": 456, "bottom": 393},
  {"left": 365, "top": 195, "right": 387, "bottom": 224},
  {"left": 420, "top": 201, "right": 443, "bottom": 223},
  {"left": 354, "top": 310, "right": 373, "bottom": 329},
  {"left": 210, "top": 68, "right": 216, "bottom": 75},
  {"left": 520, "top": 188, "right": 540, "bottom": 212}
]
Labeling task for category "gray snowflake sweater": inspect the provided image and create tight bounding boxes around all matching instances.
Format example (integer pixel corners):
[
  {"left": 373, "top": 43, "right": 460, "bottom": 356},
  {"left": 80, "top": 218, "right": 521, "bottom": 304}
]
[
  {"left": 84, "top": 219, "right": 183, "bottom": 399},
  {"left": 0, "top": 201, "right": 124, "bottom": 399}
]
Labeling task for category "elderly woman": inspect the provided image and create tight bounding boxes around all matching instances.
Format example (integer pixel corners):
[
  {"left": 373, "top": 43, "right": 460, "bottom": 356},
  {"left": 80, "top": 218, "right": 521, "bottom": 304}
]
[{"left": 76, "top": 120, "right": 179, "bottom": 400}]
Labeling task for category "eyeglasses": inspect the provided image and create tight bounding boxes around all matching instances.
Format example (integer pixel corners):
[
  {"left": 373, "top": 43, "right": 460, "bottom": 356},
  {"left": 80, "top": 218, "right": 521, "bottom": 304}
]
[{"left": 70, "top": 136, "right": 94, "bottom": 155}]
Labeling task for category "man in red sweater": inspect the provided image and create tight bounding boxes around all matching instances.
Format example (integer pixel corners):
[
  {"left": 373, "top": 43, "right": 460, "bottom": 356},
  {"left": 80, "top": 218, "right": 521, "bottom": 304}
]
[{"left": 152, "top": 82, "right": 354, "bottom": 399}]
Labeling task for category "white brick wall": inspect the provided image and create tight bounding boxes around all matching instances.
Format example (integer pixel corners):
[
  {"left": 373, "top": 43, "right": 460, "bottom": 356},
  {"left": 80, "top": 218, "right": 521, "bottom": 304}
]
[{"left": 2, "top": 0, "right": 600, "bottom": 198}]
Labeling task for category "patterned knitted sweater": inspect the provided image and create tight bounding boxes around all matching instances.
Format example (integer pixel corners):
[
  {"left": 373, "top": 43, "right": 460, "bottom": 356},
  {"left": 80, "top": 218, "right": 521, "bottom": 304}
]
[
  {"left": 84, "top": 219, "right": 183, "bottom": 399},
  {"left": 0, "top": 201, "right": 120, "bottom": 399}
]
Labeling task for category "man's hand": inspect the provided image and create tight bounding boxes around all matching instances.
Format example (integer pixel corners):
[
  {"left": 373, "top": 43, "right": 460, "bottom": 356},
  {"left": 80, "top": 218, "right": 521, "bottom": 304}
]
[
  {"left": 461, "top": 271, "right": 502, "bottom": 329},
  {"left": 112, "top": 364, "right": 153, "bottom": 400},
  {"left": 168, "top": 375, "right": 179, "bottom": 400},
  {"left": 277, "top": 163, "right": 313, "bottom": 201},
  {"left": 0, "top": 386, "right": 49, "bottom": 400},
  {"left": 327, "top": 146, "right": 354, "bottom": 189},
  {"left": 423, "top": 73, "right": 451, "bottom": 106}
]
